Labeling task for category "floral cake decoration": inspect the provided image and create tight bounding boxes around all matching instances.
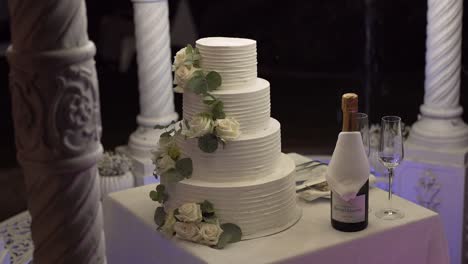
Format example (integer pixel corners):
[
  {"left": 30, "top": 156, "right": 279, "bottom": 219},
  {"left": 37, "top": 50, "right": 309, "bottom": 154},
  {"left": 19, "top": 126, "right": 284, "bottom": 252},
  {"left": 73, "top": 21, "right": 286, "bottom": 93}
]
[{"left": 148, "top": 44, "right": 243, "bottom": 248}]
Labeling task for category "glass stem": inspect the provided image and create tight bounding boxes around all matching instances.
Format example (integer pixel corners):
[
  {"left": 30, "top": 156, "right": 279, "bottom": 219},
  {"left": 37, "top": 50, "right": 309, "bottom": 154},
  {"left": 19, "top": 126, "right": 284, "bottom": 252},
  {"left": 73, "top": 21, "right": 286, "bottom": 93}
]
[{"left": 388, "top": 168, "right": 393, "bottom": 208}]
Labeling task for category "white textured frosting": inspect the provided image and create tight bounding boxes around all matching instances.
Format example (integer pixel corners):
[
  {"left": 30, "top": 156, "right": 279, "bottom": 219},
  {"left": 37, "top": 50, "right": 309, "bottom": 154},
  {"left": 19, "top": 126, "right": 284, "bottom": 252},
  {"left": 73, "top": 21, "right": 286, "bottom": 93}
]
[
  {"left": 166, "top": 154, "right": 302, "bottom": 239},
  {"left": 177, "top": 118, "right": 281, "bottom": 182},
  {"left": 196, "top": 37, "right": 257, "bottom": 90},
  {"left": 183, "top": 78, "right": 270, "bottom": 135}
]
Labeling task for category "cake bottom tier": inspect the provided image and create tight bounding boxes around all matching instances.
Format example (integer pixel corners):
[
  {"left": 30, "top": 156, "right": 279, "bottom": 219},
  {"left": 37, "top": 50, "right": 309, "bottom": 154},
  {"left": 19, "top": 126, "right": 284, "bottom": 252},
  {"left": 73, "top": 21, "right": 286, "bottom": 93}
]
[{"left": 165, "top": 153, "right": 302, "bottom": 240}]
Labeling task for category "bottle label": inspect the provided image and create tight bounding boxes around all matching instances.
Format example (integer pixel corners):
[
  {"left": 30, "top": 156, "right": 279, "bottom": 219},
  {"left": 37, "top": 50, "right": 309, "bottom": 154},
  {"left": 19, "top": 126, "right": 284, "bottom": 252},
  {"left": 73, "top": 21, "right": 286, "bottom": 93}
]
[{"left": 332, "top": 192, "right": 366, "bottom": 223}]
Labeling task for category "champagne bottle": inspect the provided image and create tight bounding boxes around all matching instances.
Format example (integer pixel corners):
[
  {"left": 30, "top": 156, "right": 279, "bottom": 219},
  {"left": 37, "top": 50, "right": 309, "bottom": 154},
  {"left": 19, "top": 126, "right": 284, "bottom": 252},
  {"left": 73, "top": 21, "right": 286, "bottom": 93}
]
[{"left": 330, "top": 93, "right": 369, "bottom": 232}]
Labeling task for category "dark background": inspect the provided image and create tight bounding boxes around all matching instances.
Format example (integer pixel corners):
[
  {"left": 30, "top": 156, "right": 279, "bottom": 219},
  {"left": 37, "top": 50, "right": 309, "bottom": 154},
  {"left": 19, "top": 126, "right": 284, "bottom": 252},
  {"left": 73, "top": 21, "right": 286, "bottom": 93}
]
[{"left": 0, "top": 0, "right": 467, "bottom": 220}]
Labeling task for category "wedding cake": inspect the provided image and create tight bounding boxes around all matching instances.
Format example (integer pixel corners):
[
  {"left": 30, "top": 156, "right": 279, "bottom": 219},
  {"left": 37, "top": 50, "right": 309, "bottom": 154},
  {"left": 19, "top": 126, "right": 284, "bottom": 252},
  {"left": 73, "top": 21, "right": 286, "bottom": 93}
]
[{"left": 160, "top": 37, "right": 301, "bottom": 240}]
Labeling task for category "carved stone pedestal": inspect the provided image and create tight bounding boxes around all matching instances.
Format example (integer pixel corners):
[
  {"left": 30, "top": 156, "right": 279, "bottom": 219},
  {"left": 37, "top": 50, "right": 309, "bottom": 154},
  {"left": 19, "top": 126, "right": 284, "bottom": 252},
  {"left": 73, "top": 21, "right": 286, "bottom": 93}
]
[{"left": 397, "top": 145, "right": 468, "bottom": 264}]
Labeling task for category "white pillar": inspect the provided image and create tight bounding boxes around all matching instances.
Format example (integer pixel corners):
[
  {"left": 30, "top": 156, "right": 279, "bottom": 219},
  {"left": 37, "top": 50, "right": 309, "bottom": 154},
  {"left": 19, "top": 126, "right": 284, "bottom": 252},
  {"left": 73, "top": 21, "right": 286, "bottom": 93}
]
[
  {"left": 7, "top": 0, "right": 106, "bottom": 263},
  {"left": 118, "top": 0, "right": 178, "bottom": 185},
  {"left": 128, "top": 0, "right": 178, "bottom": 157},
  {"left": 396, "top": 0, "right": 468, "bottom": 263},
  {"left": 409, "top": 0, "right": 468, "bottom": 147}
]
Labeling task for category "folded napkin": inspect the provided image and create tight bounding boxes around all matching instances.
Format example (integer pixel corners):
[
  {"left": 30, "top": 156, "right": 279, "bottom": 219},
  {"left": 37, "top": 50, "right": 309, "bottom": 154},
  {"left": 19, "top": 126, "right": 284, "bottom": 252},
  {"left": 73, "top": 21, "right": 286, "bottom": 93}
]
[{"left": 326, "top": 132, "right": 370, "bottom": 201}]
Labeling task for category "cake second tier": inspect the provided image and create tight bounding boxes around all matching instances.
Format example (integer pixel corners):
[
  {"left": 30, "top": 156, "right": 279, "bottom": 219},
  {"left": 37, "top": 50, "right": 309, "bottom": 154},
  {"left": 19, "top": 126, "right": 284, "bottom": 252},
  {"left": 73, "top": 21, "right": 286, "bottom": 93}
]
[
  {"left": 183, "top": 78, "right": 271, "bottom": 135},
  {"left": 177, "top": 118, "right": 281, "bottom": 183}
]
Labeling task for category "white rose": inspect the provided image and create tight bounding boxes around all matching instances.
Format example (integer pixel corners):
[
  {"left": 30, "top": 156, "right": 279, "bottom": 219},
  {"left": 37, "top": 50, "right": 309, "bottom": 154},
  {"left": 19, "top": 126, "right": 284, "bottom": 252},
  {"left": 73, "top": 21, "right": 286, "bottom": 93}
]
[
  {"left": 214, "top": 117, "right": 241, "bottom": 141},
  {"left": 198, "top": 223, "right": 224, "bottom": 246},
  {"left": 173, "top": 222, "right": 201, "bottom": 242},
  {"left": 175, "top": 203, "right": 203, "bottom": 223},
  {"left": 173, "top": 85, "right": 184, "bottom": 93},
  {"left": 184, "top": 115, "right": 214, "bottom": 138},
  {"left": 174, "top": 66, "right": 198, "bottom": 89},
  {"left": 173, "top": 47, "right": 187, "bottom": 70},
  {"left": 156, "top": 154, "right": 176, "bottom": 173},
  {"left": 160, "top": 210, "right": 177, "bottom": 238}
]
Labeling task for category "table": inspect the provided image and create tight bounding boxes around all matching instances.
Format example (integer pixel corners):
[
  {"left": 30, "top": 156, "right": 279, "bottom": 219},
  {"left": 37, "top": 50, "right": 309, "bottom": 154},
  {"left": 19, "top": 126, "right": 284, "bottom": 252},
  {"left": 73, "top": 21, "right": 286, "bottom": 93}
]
[{"left": 103, "top": 184, "right": 449, "bottom": 264}]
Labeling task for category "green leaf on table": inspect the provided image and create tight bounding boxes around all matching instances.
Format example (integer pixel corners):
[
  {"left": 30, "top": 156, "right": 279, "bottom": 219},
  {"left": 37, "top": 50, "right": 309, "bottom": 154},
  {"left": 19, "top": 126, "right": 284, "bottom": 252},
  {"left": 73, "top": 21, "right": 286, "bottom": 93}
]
[
  {"left": 221, "top": 223, "right": 242, "bottom": 243},
  {"left": 206, "top": 71, "right": 222, "bottom": 91},
  {"left": 198, "top": 134, "right": 219, "bottom": 153},
  {"left": 154, "top": 206, "right": 166, "bottom": 227},
  {"left": 149, "top": 190, "right": 159, "bottom": 201},
  {"left": 200, "top": 200, "right": 215, "bottom": 214},
  {"left": 215, "top": 232, "right": 232, "bottom": 249},
  {"left": 175, "top": 158, "right": 193, "bottom": 178},
  {"left": 187, "top": 75, "right": 208, "bottom": 95},
  {"left": 212, "top": 101, "right": 226, "bottom": 120}
]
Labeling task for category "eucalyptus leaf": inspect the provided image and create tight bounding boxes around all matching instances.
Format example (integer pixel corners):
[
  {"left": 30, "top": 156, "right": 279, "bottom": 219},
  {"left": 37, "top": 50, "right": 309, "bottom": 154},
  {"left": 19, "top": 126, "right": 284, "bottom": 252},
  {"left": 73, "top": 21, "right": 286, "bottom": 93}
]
[
  {"left": 184, "top": 119, "right": 190, "bottom": 130},
  {"left": 154, "top": 206, "right": 166, "bottom": 227},
  {"left": 198, "top": 112, "right": 213, "bottom": 120},
  {"left": 203, "top": 216, "right": 217, "bottom": 224},
  {"left": 154, "top": 124, "right": 167, "bottom": 129},
  {"left": 206, "top": 71, "right": 222, "bottom": 91},
  {"left": 160, "top": 131, "right": 172, "bottom": 138},
  {"left": 162, "top": 193, "right": 169, "bottom": 203},
  {"left": 187, "top": 75, "right": 208, "bottom": 95},
  {"left": 149, "top": 190, "right": 159, "bottom": 201},
  {"left": 163, "top": 169, "right": 185, "bottom": 183},
  {"left": 198, "top": 134, "right": 219, "bottom": 153},
  {"left": 200, "top": 200, "right": 215, "bottom": 214},
  {"left": 186, "top": 44, "right": 193, "bottom": 55},
  {"left": 221, "top": 223, "right": 242, "bottom": 243},
  {"left": 156, "top": 184, "right": 165, "bottom": 193},
  {"left": 212, "top": 101, "right": 226, "bottom": 120},
  {"left": 203, "top": 99, "right": 216, "bottom": 105},
  {"left": 192, "top": 70, "right": 204, "bottom": 78},
  {"left": 215, "top": 232, "right": 232, "bottom": 249},
  {"left": 175, "top": 158, "right": 193, "bottom": 178}
]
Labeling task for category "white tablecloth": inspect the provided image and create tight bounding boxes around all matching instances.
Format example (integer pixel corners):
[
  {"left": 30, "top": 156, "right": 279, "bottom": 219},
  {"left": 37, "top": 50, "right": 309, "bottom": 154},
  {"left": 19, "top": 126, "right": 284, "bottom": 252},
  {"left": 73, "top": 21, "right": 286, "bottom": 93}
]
[{"left": 103, "top": 183, "right": 449, "bottom": 264}]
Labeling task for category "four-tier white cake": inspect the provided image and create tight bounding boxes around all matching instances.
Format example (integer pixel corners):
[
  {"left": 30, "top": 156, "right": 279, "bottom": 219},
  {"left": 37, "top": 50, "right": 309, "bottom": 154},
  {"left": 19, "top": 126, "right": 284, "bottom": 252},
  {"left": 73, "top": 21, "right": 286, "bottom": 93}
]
[{"left": 168, "top": 37, "right": 301, "bottom": 239}]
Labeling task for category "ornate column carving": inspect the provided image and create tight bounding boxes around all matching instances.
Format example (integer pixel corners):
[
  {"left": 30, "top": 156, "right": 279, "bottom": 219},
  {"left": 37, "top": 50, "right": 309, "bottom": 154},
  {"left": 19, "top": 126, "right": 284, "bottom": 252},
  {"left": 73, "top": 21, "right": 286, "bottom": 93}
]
[
  {"left": 7, "top": 0, "right": 106, "bottom": 263},
  {"left": 409, "top": 0, "right": 468, "bottom": 148},
  {"left": 128, "top": 0, "right": 178, "bottom": 158}
]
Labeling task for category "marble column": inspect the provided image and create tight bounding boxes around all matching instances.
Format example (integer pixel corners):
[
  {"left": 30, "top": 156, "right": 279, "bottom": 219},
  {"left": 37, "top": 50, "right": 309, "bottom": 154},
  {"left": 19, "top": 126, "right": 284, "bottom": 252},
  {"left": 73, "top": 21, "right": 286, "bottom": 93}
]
[
  {"left": 118, "top": 0, "right": 178, "bottom": 185},
  {"left": 128, "top": 0, "right": 178, "bottom": 158},
  {"left": 409, "top": 0, "right": 468, "bottom": 147},
  {"left": 396, "top": 0, "right": 468, "bottom": 263},
  {"left": 7, "top": 0, "right": 106, "bottom": 263}
]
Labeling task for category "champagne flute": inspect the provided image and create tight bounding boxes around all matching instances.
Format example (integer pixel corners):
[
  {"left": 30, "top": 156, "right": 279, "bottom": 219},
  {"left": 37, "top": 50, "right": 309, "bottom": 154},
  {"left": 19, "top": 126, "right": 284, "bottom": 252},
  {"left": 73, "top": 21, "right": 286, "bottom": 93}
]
[
  {"left": 352, "top": 112, "right": 370, "bottom": 157},
  {"left": 375, "top": 116, "right": 404, "bottom": 220}
]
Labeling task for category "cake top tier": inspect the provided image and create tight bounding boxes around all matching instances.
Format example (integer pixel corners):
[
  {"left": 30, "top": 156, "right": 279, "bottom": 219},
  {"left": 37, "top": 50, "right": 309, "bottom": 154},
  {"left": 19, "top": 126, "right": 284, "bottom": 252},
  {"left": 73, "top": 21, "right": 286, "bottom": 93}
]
[
  {"left": 196, "top": 37, "right": 256, "bottom": 48},
  {"left": 196, "top": 37, "right": 257, "bottom": 90}
]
